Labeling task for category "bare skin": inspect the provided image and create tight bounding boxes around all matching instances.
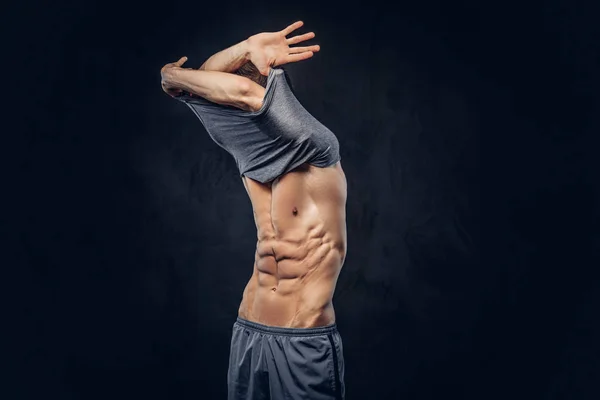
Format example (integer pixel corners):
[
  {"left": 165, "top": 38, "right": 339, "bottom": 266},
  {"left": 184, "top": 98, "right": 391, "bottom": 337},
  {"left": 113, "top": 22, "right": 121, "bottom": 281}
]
[
  {"left": 239, "top": 161, "right": 347, "bottom": 328},
  {"left": 162, "top": 21, "right": 346, "bottom": 328}
]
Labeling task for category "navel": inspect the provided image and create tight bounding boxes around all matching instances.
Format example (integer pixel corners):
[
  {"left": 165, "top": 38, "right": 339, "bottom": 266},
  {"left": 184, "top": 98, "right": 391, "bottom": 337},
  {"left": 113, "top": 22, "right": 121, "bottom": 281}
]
[{"left": 292, "top": 207, "right": 298, "bottom": 216}]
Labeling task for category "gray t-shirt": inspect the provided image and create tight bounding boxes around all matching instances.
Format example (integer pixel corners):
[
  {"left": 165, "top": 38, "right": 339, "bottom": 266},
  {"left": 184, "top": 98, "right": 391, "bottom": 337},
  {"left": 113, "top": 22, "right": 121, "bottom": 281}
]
[{"left": 175, "top": 67, "right": 341, "bottom": 184}]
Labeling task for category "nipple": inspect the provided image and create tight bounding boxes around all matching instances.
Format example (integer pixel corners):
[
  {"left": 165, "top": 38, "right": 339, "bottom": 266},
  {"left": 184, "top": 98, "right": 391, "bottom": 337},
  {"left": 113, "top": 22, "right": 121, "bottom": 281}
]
[{"left": 292, "top": 207, "right": 298, "bottom": 216}]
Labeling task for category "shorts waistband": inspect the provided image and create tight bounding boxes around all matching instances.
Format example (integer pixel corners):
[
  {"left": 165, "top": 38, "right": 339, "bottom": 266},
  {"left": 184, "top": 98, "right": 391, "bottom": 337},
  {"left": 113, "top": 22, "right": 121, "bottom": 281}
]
[{"left": 235, "top": 317, "right": 337, "bottom": 337}]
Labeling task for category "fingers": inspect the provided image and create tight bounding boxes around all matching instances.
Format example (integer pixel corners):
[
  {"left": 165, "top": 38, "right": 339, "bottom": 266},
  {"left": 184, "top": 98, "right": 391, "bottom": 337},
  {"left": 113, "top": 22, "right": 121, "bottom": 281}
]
[
  {"left": 175, "top": 56, "right": 188, "bottom": 67},
  {"left": 285, "top": 51, "right": 314, "bottom": 64},
  {"left": 287, "top": 31, "right": 316, "bottom": 45},
  {"left": 289, "top": 44, "right": 320, "bottom": 54},
  {"left": 161, "top": 56, "right": 188, "bottom": 75},
  {"left": 281, "top": 20, "right": 304, "bottom": 36}
]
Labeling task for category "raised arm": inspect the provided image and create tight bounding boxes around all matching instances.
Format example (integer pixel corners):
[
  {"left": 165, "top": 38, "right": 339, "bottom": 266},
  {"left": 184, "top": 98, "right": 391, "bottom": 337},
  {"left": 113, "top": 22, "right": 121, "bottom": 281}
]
[
  {"left": 199, "top": 40, "right": 251, "bottom": 73},
  {"left": 161, "top": 57, "right": 265, "bottom": 111},
  {"left": 200, "top": 20, "right": 320, "bottom": 76}
]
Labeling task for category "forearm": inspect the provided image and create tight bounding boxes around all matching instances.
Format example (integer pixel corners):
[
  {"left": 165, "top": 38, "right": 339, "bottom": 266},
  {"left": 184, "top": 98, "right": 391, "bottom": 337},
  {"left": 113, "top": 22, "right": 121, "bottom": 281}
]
[
  {"left": 161, "top": 66, "right": 264, "bottom": 111},
  {"left": 162, "top": 67, "right": 246, "bottom": 108},
  {"left": 199, "top": 39, "right": 251, "bottom": 73}
]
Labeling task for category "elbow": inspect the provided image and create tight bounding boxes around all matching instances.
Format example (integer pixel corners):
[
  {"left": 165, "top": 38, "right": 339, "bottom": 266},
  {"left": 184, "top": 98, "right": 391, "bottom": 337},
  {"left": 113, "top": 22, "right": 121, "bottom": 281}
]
[{"left": 237, "top": 79, "right": 253, "bottom": 98}]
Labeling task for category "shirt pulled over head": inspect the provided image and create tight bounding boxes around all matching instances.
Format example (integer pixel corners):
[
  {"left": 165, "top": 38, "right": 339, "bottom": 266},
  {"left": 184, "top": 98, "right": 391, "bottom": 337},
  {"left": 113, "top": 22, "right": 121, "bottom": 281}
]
[{"left": 175, "top": 68, "right": 341, "bottom": 184}]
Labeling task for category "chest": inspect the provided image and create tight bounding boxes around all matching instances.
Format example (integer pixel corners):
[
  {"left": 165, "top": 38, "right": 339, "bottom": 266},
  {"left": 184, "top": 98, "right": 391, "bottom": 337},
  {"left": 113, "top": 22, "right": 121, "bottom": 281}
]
[{"left": 241, "top": 162, "right": 346, "bottom": 241}]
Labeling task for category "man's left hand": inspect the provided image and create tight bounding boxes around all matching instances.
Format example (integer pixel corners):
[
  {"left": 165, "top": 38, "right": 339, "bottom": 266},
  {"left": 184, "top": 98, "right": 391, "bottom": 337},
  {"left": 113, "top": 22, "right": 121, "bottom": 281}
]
[{"left": 246, "top": 21, "right": 321, "bottom": 76}]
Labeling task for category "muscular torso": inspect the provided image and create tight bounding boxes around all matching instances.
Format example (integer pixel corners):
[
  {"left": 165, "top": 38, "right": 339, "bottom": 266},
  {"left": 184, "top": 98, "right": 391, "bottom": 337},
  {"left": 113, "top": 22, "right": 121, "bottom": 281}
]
[{"left": 238, "top": 161, "right": 347, "bottom": 328}]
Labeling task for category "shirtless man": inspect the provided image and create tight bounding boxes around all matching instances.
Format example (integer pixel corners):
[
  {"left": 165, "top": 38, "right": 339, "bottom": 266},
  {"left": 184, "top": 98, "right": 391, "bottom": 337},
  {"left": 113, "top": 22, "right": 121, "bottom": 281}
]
[{"left": 160, "top": 21, "right": 347, "bottom": 400}]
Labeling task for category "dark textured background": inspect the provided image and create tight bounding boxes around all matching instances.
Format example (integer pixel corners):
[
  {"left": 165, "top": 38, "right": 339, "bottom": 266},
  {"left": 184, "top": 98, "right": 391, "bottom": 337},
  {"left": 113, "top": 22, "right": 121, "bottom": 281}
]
[{"left": 7, "top": 0, "right": 599, "bottom": 398}]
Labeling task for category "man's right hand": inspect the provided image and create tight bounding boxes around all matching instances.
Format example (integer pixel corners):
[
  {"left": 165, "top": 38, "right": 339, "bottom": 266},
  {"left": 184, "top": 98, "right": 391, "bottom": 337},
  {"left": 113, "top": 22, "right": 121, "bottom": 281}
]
[
  {"left": 161, "top": 56, "right": 188, "bottom": 96},
  {"left": 246, "top": 21, "right": 321, "bottom": 76}
]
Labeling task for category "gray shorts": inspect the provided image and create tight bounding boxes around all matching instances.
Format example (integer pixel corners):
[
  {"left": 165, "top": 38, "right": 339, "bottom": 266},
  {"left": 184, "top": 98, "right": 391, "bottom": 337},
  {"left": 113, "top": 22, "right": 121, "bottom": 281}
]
[{"left": 227, "top": 317, "right": 345, "bottom": 400}]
